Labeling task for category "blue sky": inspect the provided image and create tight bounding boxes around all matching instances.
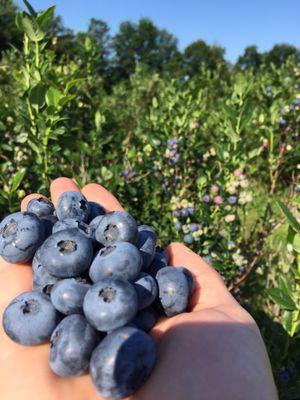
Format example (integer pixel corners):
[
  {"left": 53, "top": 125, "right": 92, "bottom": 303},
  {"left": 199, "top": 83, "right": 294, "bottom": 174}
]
[{"left": 17, "top": 0, "right": 300, "bottom": 62}]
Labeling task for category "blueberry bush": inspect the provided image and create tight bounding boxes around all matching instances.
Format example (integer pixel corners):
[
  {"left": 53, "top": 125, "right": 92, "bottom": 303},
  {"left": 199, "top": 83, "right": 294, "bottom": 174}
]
[{"left": 0, "top": 2, "right": 299, "bottom": 397}]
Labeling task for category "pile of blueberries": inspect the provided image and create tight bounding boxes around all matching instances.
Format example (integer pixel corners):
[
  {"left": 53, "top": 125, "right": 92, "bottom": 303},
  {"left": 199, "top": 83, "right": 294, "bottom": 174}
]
[{"left": 0, "top": 191, "right": 194, "bottom": 400}]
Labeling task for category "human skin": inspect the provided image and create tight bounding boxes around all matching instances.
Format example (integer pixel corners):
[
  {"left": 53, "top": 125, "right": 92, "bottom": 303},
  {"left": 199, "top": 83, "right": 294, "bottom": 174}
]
[{"left": 0, "top": 177, "right": 278, "bottom": 400}]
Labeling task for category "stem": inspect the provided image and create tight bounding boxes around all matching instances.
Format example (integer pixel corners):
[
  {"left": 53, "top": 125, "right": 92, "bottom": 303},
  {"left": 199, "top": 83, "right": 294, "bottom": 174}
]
[{"left": 35, "top": 41, "right": 39, "bottom": 68}]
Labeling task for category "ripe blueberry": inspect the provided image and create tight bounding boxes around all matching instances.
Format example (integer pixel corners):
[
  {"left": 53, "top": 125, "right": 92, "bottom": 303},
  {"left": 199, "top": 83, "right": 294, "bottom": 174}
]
[
  {"left": 83, "top": 278, "right": 138, "bottom": 331},
  {"left": 89, "top": 242, "right": 142, "bottom": 283},
  {"left": 50, "top": 314, "right": 98, "bottom": 376},
  {"left": 136, "top": 225, "right": 157, "bottom": 270},
  {"left": 156, "top": 267, "right": 191, "bottom": 317},
  {"left": 51, "top": 278, "right": 91, "bottom": 315},
  {"left": 0, "top": 212, "right": 45, "bottom": 263},
  {"left": 134, "top": 272, "right": 158, "bottom": 309},
  {"left": 27, "top": 197, "right": 54, "bottom": 218},
  {"left": 39, "top": 229, "right": 93, "bottom": 278},
  {"left": 95, "top": 211, "right": 138, "bottom": 246},
  {"left": 56, "top": 191, "right": 90, "bottom": 222},
  {"left": 131, "top": 307, "right": 157, "bottom": 332},
  {"left": 2, "top": 291, "right": 60, "bottom": 345},
  {"left": 87, "top": 201, "right": 105, "bottom": 223},
  {"left": 90, "top": 326, "right": 156, "bottom": 399}
]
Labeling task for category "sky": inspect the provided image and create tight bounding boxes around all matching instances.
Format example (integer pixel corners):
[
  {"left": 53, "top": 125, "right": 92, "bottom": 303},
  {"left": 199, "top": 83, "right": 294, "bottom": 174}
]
[{"left": 17, "top": 0, "right": 300, "bottom": 62}]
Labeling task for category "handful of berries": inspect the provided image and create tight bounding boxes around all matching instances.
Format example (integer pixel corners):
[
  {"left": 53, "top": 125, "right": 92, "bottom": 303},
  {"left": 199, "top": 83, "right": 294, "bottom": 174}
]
[{"left": 0, "top": 189, "right": 195, "bottom": 400}]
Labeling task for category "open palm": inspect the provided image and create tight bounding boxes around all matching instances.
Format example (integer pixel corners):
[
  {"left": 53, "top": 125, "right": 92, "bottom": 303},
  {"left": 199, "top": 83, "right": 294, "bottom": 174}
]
[{"left": 0, "top": 178, "right": 277, "bottom": 400}]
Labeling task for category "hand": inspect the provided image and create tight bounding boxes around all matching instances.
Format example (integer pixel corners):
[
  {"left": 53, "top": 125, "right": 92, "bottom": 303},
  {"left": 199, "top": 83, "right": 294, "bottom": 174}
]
[{"left": 0, "top": 178, "right": 278, "bottom": 400}]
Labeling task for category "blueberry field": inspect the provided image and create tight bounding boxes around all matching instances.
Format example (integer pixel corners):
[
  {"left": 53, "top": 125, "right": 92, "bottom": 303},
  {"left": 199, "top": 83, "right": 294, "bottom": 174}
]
[{"left": 0, "top": 1, "right": 299, "bottom": 398}]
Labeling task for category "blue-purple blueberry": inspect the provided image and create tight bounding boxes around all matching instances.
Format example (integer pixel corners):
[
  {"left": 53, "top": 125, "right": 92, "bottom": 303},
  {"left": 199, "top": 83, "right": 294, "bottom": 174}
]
[
  {"left": 56, "top": 191, "right": 90, "bottom": 222},
  {"left": 87, "top": 201, "right": 105, "bottom": 223},
  {"left": 2, "top": 291, "right": 60, "bottom": 345},
  {"left": 131, "top": 307, "right": 157, "bottom": 332},
  {"left": 90, "top": 326, "right": 156, "bottom": 399},
  {"left": 27, "top": 197, "right": 54, "bottom": 218},
  {"left": 95, "top": 211, "right": 138, "bottom": 246},
  {"left": 50, "top": 278, "right": 91, "bottom": 315},
  {"left": 32, "top": 265, "right": 61, "bottom": 295},
  {"left": 0, "top": 212, "right": 45, "bottom": 263},
  {"left": 156, "top": 267, "right": 190, "bottom": 317},
  {"left": 39, "top": 229, "right": 93, "bottom": 278},
  {"left": 89, "top": 242, "right": 142, "bottom": 283},
  {"left": 136, "top": 225, "right": 157, "bottom": 270},
  {"left": 53, "top": 218, "right": 92, "bottom": 239},
  {"left": 134, "top": 273, "right": 158, "bottom": 309},
  {"left": 83, "top": 278, "right": 138, "bottom": 331},
  {"left": 49, "top": 314, "right": 98, "bottom": 376}
]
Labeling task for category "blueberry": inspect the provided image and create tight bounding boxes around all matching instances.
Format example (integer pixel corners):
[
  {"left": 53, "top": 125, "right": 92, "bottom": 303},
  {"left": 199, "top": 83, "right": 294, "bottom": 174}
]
[
  {"left": 32, "top": 265, "right": 61, "bottom": 295},
  {"left": 39, "top": 229, "right": 93, "bottom": 278},
  {"left": 174, "top": 221, "right": 182, "bottom": 231},
  {"left": 156, "top": 267, "right": 190, "bottom": 317},
  {"left": 147, "top": 248, "right": 168, "bottom": 277},
  {"left": 136, "top": 225, "right": 157, "bottom": 270},
  {"left": 83, "top": 278, "right": 138, "bottom": 331},
  {"left": 90, "top": 326, "right": 156, "bottom": 399},
  {"left": 181, "top": 208, "right": 189, "bottom": 218},
  {"left": 40, "top": 215, "right": 58, "bottom": 238},
  {"left": 155, "top": 247, "right": 169, "bottom": 265},
  {"left": 89, "top": 215, "right": 105, "bottom": 239},
  {"left": 0, "top": 212, "right": 45, "bottom": 263},
  {"left": 27, "top": 197, "right": 54, "bottom": 218},
  {"left": 177, "top": 267, "right": 195, "bottom": 296},
  {"left": 56, "top": 191, "right": 90, "bottom": 222},
  {"left": 2, "top": 291, "right": 60, "bottom": 345},
  {"left": 87, "top": 201, "right": 105, "bottom": 223},
  {"left": 95, "top": 211, "right": 138, "bottom": 246},
  {"left": 134, "top": 273, "right": 158, "bottom": 309},
  {"left": 183, "top": 234, "right": 194, "bottom": 244},
  {"left": 51, "top": 278, "right": 91, "bottom": 315},
  {"left": 188, "top": 223, "right": 198, "bottom": 232},
  {"left": 53, "top": 218, "right": 92, "bottom": 239},
  {"left": 131, "top": 307, "right": 157, "bottom": 332},
  {"left": 32, "top": 246, "right": 42, "bottom": 273},
  {"left": 49, "top": 314, "right": 98, "bottom": 376},
  {"left": 89, "top": 242, "right": 142, "bottom": 283},
  {"left": 279, "top": 367, "right": 293, "bottom": 383}
]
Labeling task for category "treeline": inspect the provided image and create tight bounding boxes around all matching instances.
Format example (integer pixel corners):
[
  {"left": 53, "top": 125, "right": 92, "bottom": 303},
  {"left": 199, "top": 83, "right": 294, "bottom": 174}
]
[{"left": 1, "top": 0, "right": 300, "bottom": 85}]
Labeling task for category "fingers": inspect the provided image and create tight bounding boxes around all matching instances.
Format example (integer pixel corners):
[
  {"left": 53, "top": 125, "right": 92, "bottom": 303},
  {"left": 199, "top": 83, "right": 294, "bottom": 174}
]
[
  {"left": 21, "top": 194, "right": 46, "bottom": 212},
  {"left": 167, "top": 242, "right": 234, "bottom": 310},
  {"left": 82, "top": 183, "right": 123, "bottom": 212},
  {"left": 50, "top": 177, "right": 80, "bottom": 206}
]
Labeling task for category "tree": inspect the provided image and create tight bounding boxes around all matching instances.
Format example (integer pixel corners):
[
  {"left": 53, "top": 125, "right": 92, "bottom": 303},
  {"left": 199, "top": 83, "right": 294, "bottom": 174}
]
[
  {"left": 183, "top": 40, "right": 226, "bottom": 77},
  {"left": 263, "top": 44, "right": 300, "bottom": 67},
  {"left": 111, "top": 18, "right": 178, "bottom": 80},
  {"left": 0, "top": 0, "right": 22, "bottom": 55},
  {"left": 236, "top": 45, "right": 262, "bottom": 70}
]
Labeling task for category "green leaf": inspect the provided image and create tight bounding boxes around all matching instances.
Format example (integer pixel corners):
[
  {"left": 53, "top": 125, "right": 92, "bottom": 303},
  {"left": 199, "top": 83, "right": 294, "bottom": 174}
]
[
  {"left": 58, "top": 94, "right": 76, "bottom": 107},
  {"left": 277, "top": 200, "right": 300, "bottom": 232},
  {"left": 23, "top": 0, "right": 37, "bottom": 17},
  {"left": 11, "top": 169, "right": 26, "bottom": 192},
  {"left": 65, "top": 79, "right": 84, "bottom": 94},
  {"left": 46, "top": 87, "right": 62, "bottom": 108},
  {"left": 278, "top": 276, "right": 293, "bottom": 295},
  {"left": 152, "top": 97, "right": 158, "bottom": 108},
  {"left": 36, "top": 6, "right": 55, "bottom": 28},
  {"left": 293, "top": 233, "right": 300, "bottom": 254},
  {"left": 223, "top": 104, "right": 237, "bottom": 124},
  {"left": 268, "top": 287, "right": 297, "bottom": 310},
  {"left": 15, "top": 12, "right": 44, "bottom": 41},
  {"left": 29, "top": 83, "right": 47, "bottom": 108},
  {"left": 282, "top": 310, "right": 293, "bottom": 335}
]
